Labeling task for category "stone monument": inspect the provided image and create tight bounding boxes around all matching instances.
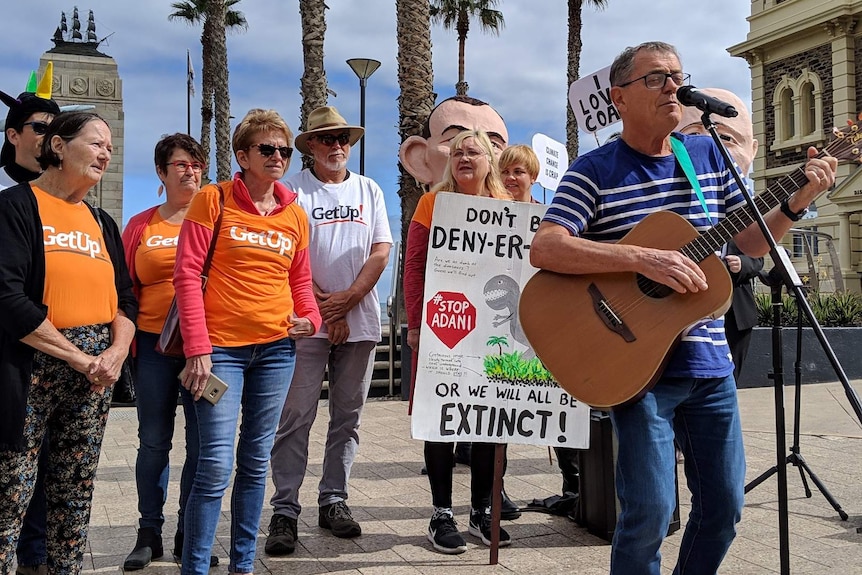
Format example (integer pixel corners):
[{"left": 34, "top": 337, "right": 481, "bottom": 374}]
[{"left": 41, "top": 8, "right": 124, "bottom": 226}]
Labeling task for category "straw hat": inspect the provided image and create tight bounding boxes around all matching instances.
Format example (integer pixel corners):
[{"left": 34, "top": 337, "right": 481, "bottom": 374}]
[{"left": 294, "top": 106, "right": 364, "bottom": 155}]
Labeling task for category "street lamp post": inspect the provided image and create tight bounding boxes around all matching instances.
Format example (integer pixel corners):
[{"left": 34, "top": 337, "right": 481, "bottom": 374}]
[{"left": 346, "top": 58, "right": 381, "bottom": 175}]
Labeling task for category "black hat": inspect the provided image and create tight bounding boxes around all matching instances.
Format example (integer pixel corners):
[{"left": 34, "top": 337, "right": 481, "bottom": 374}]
[{"left": 0, "top": 64, "right": 61, "bottom": 169}]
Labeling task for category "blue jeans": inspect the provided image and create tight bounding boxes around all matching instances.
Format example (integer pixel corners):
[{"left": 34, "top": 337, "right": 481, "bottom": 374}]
[
  {"left": 609, "top": 374, "right": 745, "bottom": 575},
  {"left": 134, "top": 331, "right": 198, "bottom": 534},
  {"left": 181, "top": 337, "right": 296, "bottom": 575}
]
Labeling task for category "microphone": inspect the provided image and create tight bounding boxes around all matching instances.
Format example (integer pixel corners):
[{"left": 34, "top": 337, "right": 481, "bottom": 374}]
[{"left": 676, "top": 85, "right": 738, "bottom": 118}]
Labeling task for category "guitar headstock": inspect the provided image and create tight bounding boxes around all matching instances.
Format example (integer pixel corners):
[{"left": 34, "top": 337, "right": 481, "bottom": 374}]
[{"left": 829, "top": 114, "right": 862, "bottom": 163}]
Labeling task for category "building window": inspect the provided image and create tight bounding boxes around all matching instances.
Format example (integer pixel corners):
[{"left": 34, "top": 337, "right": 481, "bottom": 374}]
[
  {"left": 792, "top": 227, "right": 819, "bottom": 258},
  {"left": 783, "top": 89, "right": 796, "bottom": 138},
  {"left": 771, "top": 69, "right": 824, "bottom": 151},
  {"left": 800, "top": 82, "right": 816, "bottom": 135}
]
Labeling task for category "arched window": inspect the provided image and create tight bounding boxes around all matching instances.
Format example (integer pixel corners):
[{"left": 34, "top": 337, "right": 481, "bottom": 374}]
[
  {"left": 782, "top": 88, "right": 795, "bottom": 139},
  {"left": 771, "top": 69, "right": 823, "bottom": 150},
  {"left": 800, "top": 82, "right": 816, "bottom": 135}
]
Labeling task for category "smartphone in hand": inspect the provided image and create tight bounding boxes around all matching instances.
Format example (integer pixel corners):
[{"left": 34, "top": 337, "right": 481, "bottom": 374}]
[{"left": 179, "top": 369, "right": 229, "bottom": 405}]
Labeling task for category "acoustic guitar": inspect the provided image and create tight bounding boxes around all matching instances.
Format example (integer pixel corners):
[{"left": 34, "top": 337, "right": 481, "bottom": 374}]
[{"left": 519, "top": 122, "right": 862, "bottom": 408}]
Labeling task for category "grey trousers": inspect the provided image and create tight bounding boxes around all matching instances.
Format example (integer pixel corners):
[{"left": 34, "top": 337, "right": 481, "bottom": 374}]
[{"left": 269, "top": 338, "right": 376, "bottom": 518}]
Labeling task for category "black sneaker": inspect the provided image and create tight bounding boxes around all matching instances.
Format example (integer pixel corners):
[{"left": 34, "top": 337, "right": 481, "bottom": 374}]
[
  {"left": 319, "top": 501, "right": 361, "bottom": 538},
  {"left": 265, "top": 514, "right": 298, "bottom": 555},
  {"left": 427, "top": 509, "right": 467, "bottom": 554},
  {"left": 468, "top": 507, "right": 511, "bottom": 547}
]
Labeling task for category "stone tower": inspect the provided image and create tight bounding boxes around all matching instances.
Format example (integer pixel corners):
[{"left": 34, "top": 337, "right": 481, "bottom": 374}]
[
  {"left": 730, "top": 1, "right": 862, "bottom": 292},
  {"left": 40, "top": 8, "right": 124, "bottom": 227}
]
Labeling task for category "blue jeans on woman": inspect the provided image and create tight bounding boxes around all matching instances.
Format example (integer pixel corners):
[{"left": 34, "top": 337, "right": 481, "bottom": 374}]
[
  {"left": 134, "top": 331, "right": 197, "bottom": 535},
  {"left": 609, "top": 374, "right": 745, "bottom": 575},
  {"left": 181, "top": 337, "right": 296, "bottom": 575}
]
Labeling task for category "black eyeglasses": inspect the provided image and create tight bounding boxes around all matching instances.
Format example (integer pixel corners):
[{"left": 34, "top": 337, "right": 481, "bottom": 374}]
[
  {"left": 618, "top": 72, "right": 690, "bottom": 90},
  {"left": 251, "top": 144, "right": 293, "bottom": 159},
  {"left": 315, "top": 133, "right": 351, "bottom": 147},
  {"left": 22, "top": 121, "right": 50, "bottom": 135}
]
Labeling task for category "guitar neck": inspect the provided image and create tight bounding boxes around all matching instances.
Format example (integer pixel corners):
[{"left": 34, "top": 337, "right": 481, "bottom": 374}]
[{"left": 681, "top": 161, "right": 815, "bottom": 263}]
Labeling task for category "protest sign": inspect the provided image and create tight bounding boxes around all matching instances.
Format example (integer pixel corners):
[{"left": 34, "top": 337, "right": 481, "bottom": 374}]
[
  {"left": 568, "top": 65, "right": 621, "bottom": 133},
  {"left": 411, "top": 193, "right": 589, "bottom": 448},
  {"left": 531, "top": 133, "right": 569, "bottom": 191}
]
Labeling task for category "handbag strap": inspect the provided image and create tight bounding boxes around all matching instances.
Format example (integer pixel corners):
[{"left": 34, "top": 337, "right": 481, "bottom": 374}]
[
  {"left": 670, "top": 135, "right": 713, "bottom": 225},
  {"left": 200, "top": 184, "right": 226, "bottom": 290}
]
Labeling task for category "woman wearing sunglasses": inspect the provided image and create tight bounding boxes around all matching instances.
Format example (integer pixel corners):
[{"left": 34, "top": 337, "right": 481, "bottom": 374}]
[
  {"left": 172, "top": 108, "right": 320, "bottom": 575},
  {"left": 121, "top": 133, "right": 218, "bottom": 570}
]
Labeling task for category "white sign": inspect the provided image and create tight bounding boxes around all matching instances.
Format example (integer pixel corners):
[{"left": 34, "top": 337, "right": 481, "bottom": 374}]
[
  {"left": 531, "top": 133, "right": 569, "bottom": 191},
  {"left": 568, "top": 65, "right": 621, "bottom": 133},
  {"left": 411, "top": 194, "right": 590, "bottom": 448}
]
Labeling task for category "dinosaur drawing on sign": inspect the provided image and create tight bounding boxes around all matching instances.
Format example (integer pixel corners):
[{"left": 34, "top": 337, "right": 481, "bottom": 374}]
[{"left": 483, "top": 274, "right": 535, "bottom": 360}]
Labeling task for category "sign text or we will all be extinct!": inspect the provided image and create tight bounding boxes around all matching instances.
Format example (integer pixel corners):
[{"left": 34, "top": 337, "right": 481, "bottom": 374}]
[{"left": 411, "top": 194, "right": 589, "bottom": 448}]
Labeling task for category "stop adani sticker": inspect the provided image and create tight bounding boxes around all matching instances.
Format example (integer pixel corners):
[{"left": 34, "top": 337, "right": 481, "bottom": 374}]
[{"left": 426, "top": 291, "right": 476, "bottom": 349}]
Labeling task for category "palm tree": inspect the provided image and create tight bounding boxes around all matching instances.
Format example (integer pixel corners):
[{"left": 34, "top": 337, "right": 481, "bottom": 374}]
[
  {"left": 396, "top": 0, "right": 435, "bottom": 319},
  {"left": 430, "top": 0, "right": 504, "bottom": 96},
  {"left": 486, "top": 335, "right": 509, "bottom": 355},
  {"left": 298, "top": 0, "right": 329, "bottom": 168},
  {"left": 169, "top": 0, "right": 247, "bottom": 181},
  {"left": 566, "top": 0, "right": 607, "bottom": 161}
]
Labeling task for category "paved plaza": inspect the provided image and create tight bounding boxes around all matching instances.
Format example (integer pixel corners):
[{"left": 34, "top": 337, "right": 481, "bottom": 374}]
[{"left": 78, "top": 381, "right": 862, "bottom": 574}]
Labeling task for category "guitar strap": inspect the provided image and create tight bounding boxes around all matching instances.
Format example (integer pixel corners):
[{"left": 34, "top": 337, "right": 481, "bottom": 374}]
[{"left": 670, "top": 135, "right": 713, "bottom": 224}]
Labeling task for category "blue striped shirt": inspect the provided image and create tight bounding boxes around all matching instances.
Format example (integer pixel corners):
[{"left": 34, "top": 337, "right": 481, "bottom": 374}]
[{"left": 544, "top": 133, "right": 745, "bottom": 378}]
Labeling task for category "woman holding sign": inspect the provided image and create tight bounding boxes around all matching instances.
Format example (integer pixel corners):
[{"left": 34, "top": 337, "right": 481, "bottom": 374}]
[{"left": 404, "top": 129, "right": 511, "bottom": 555}]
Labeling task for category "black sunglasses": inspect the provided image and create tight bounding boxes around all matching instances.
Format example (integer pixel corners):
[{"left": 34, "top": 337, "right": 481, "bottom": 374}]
[
  {"left": 22, "top": 121, "right": 50, "bottom": 135},
  {"left": 251, "top": 143, "right": 293, "bottom": 159},
  {"left": 315, "top": 133, "right": 351, "bottom": 146}
]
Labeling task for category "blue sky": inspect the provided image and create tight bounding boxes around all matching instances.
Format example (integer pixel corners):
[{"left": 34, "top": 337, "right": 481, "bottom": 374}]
[{"left": 2, "top": 0, "right": 752, "bottom": 304}]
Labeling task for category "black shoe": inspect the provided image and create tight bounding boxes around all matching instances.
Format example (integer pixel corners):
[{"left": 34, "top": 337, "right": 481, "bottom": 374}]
[
  {"left": 468, "top": 507, "right": 511, "bottom": 547},
  {"left": 15, "top": 565, "right": 47, "bottom": 575},
  {"left": 173, "top": 530, "right": 219, "bottom": 567},
  {"left": 319, "top": 501, "right": 361, "bottom": 538},
  {"left": 123, "top": 527, "right": 163, "bottom": 571},
  {"left": 265, "top": 514, "right": 298, "bottom": 556},
  {"left": 427, "top": 508, "right": 466, "bottom": 554},
  {"left": 500, "top": 489, "right": 522, "bottom": 520}
]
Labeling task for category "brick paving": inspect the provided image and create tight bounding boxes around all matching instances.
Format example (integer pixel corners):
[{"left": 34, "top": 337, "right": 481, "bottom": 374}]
[{"left": 74, "top": 381, "right": 862, "bottom": 574}]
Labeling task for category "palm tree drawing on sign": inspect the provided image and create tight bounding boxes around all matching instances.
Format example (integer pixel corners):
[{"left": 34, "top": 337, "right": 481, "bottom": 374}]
[{"left": 486, "top": 335, "right": 509, "bottom": 355}]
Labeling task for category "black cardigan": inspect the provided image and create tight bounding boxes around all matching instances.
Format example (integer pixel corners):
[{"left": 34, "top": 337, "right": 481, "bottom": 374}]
[{"left": 0, "top": 183, "right": 137, "bottom": 451}]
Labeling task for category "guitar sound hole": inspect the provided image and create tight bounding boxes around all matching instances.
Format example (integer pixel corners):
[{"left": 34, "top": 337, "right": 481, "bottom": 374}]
[{"left": 636, "top": 274, "right": 673, "bottom": 299}]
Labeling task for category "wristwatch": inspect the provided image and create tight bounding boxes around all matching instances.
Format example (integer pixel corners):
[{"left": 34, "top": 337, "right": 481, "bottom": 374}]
[{"left": 779, "top": 198, "right": 808, "bottom": 221}]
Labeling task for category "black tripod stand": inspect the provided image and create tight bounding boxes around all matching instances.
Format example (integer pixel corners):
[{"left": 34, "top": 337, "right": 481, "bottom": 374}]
[
  {"left": 742, "top": 259, "right": 849, "bottom": 573},
  {"left": 698, "top": 109, "right": 862, "bottom": 575}
]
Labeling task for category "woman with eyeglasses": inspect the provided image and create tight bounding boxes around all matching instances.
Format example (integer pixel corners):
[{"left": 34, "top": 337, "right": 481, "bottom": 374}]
[
  {"left": 120, "top": 133, "right": 218, "bottom": 570},
  {"left": 172, "top": 109, "right": 320, "bottom": 575},
  {"left": 403, "top": 129, "right": 513, "bottom": 555},
  {"left": 0, "top": 111, "right": 137, "bottom": 574}
]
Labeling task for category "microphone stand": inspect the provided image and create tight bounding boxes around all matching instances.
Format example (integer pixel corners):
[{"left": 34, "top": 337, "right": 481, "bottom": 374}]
[{"left": 698, "top": 110, "right": 855, "bottom": 575}]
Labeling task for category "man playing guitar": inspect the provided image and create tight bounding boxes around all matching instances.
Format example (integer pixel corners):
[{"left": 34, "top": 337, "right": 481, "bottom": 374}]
[{"left": 529, "top": 41, "right": 836, "bottom": 575}]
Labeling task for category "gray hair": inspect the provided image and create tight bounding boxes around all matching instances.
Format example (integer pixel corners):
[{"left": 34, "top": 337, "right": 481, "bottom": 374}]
[{"left": 609, "top": 41, "right": 681, "bottom": 87}]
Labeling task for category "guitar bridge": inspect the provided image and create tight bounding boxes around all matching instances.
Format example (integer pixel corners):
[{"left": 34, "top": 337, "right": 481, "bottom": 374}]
[{"left": 588, "top": 283, "right": 636, "bottom": 343}]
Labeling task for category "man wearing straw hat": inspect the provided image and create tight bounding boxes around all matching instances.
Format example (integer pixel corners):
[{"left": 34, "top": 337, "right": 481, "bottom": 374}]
[{"left": 266, "top": 106, "right": 392, "bottom": 554}]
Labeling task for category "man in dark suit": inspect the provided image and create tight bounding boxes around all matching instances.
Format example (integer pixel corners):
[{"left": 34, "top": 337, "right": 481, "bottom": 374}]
[{"left": 676, "top": 88, "right": 763, "bottom": 380}]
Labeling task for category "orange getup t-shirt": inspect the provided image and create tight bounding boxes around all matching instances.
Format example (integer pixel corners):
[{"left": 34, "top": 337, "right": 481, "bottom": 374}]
[
  {"left": 411, "top": 190, "right": 440, "bottom": 229},
  {"left": 184, "top": 183, "right": 310, "bottom": 347},
  {"left": 34, "top": 185, "right": 117, "bottom": 329},
  {"left": 135, "top": 210, "right": 180, "bottom": 333}
]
